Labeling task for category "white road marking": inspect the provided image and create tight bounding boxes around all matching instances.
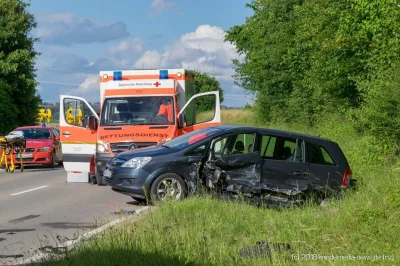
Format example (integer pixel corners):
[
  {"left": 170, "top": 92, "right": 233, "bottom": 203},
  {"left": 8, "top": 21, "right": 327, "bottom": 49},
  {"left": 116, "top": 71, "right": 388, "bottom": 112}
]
[
  {"left": 18, "top": 206, "right": 151, "bottom": 265},
  {"left": 10, "top": 185, "right": 49, "bottom": 196}
]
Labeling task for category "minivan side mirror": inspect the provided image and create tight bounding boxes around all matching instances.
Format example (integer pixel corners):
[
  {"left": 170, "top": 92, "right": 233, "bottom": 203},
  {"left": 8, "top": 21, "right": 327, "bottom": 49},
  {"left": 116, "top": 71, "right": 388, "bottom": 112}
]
[{"left": 89, "top": 116, "right": 98, "bottom": 130}]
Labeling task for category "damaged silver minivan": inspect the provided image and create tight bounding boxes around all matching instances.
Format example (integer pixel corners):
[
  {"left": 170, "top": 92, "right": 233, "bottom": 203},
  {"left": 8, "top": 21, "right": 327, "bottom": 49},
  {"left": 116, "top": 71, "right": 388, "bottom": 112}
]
[{"left": 104, "top": 125, "right": 356, "bottom": 206}]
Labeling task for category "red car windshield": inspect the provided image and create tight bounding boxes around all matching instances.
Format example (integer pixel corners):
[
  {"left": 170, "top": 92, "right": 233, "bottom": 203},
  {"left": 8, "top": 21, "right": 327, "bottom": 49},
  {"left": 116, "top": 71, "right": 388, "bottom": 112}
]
[{"left": 17, "top": 129, "right": 52, "bottom": 140}]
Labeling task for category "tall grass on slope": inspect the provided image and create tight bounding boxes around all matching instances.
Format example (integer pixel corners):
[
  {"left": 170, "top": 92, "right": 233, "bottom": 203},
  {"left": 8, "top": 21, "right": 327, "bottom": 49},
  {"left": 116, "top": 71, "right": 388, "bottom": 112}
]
[
  {"left": 197, "top": 109, "right": 261, "bottom": 127},
  {"left": 41, "top": 183, "right": 399, "bottom": 266},
  {"left": 41, "top": 110, "right": 399, "bottom": 266}
]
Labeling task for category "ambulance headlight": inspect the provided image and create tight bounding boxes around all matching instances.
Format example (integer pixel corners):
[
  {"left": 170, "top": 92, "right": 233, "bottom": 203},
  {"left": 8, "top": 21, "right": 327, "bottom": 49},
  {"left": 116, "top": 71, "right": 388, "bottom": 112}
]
[{"left": 96, "top": 141, "right": 108, "bottom": 153}]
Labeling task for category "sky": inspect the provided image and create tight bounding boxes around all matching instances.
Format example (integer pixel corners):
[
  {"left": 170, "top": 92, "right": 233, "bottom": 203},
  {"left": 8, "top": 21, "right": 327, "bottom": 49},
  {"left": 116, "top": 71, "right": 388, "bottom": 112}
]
[{"left": 28, "top": 0, "right": 254, "bottom": 107}]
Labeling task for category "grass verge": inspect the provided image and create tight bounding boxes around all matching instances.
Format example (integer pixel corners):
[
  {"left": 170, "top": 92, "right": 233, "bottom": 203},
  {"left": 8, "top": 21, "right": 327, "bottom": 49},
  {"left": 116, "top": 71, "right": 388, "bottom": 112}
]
[{"left": 40, "top": 109, "right": 399, "bottom": 265}]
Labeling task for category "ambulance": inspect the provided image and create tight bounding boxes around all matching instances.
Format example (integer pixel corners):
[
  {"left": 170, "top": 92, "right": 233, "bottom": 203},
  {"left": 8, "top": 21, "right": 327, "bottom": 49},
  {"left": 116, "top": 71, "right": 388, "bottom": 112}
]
[{"left": 59, "top": 69, "right": 221, "bottom": 184}]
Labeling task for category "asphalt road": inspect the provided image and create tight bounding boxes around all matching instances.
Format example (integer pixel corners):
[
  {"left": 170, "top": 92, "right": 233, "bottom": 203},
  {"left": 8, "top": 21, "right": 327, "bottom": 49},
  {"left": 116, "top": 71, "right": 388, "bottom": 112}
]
[{"left": 0, "top": 165, "right": 144, "bottom": 265}]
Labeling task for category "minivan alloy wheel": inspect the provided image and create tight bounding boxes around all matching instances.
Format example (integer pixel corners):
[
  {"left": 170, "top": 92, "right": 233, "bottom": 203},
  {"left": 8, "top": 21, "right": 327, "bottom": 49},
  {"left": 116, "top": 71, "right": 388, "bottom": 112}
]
[
  {"left": 150, "top": 173, "right": 187, "bottom": 202},
  {"left": 157, "top": 178, "right": 182, "bottom": 201}
]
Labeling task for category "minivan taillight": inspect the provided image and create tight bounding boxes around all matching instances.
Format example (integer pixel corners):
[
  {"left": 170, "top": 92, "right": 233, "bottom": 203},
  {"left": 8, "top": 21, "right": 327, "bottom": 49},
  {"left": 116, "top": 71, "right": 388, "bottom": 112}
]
[{"left": 341, "top": 168, "right": 352, "bottom": 187}]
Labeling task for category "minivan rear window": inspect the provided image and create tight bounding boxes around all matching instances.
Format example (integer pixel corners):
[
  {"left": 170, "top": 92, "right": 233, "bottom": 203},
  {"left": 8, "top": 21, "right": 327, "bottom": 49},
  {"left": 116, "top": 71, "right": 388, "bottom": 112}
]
[{"left": 307, "top": 143, "right": 336, "bottom": 166}]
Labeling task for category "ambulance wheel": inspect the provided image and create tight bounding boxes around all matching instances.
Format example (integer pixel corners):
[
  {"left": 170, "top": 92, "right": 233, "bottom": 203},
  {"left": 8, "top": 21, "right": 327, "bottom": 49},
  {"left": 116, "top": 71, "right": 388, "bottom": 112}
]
[
  {"left": 96, "top": 170, "right": 105, "bottom": 186},
  {"left": 89, "top": 175, "right": 97, "bottom": 185}
]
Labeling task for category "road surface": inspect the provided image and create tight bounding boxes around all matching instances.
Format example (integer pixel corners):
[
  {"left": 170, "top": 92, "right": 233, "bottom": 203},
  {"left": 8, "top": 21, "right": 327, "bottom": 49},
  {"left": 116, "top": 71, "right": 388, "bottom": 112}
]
[{"left": 0, "top": 165, "right": 144, "bottom": 265}]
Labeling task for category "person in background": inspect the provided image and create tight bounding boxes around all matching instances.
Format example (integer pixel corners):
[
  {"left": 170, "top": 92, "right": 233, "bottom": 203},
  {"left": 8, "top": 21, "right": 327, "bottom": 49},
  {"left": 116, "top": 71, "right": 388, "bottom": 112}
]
[{"left": 157, "top": 97, "right": 173, "bottom": 122}]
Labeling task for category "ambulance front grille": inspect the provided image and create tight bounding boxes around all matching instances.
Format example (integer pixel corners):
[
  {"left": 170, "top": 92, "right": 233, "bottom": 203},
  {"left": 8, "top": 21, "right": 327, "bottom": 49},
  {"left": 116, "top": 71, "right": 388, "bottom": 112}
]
[{"left": 110, "top": 142, "right": 157, "bottom": 154}]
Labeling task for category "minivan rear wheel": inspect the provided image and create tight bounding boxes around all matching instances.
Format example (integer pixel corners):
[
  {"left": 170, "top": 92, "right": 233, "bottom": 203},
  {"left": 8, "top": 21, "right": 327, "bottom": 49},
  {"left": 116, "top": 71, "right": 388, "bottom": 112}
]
[{"left": 150, "top": 173, "right": 187, "bottom": 203}]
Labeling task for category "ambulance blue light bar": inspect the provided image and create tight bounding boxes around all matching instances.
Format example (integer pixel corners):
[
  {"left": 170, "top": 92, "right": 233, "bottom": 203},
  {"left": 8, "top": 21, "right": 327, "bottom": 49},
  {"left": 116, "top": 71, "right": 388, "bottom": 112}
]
[
  {"left": 159, "top": 70, "right": 168, "bottom": 79},
  {"left": 113, "top": 71, "right": 122, "bottom": 81}
]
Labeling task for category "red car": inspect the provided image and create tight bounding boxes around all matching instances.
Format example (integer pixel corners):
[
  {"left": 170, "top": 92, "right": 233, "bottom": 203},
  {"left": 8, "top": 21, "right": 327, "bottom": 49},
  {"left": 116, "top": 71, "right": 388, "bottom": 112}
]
[{"left": 13, "top": 126, "right": 63, "bottom": 168}]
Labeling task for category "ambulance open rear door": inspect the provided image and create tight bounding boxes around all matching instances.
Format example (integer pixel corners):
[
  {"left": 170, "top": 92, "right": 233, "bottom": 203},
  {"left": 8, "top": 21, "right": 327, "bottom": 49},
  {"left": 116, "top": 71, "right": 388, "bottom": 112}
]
[{"left": 59, "top": 95, "right": 99, "bottom": 183}]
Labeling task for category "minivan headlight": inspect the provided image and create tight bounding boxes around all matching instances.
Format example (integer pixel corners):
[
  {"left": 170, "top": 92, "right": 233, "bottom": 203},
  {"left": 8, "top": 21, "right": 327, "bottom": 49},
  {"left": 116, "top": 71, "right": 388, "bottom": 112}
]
[{"left": 121, "top": 157, "right": 152, "bottom": 168}]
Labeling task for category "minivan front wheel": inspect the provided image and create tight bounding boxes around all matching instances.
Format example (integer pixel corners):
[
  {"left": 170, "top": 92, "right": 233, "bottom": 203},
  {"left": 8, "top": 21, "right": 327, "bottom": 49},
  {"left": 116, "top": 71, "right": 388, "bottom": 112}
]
[{"left": 150, "top": 173, "right": 187, "bottom": 203}]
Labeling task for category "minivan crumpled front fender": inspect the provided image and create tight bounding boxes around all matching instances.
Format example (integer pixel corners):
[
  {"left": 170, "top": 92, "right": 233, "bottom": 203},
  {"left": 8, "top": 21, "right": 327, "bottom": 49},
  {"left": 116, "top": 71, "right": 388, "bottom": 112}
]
[{"left": 203, "top": 152, "right": 263, "bottom": 194}]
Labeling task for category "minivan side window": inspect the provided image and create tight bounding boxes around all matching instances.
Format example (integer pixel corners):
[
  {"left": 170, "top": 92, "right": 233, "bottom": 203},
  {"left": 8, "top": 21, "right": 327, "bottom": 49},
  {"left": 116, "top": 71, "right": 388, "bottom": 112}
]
[
  {"left": 259, "top": 134, "right": 304, "bottom": 162},
  {"left": 212, "top": 133, "right": 256, "bottom": 159},
  {"left": 307, "top": 142, "right": 336, "bottom": 165},
  {"left": 186, "top": 143, "right": 208, "bottom": 156}
]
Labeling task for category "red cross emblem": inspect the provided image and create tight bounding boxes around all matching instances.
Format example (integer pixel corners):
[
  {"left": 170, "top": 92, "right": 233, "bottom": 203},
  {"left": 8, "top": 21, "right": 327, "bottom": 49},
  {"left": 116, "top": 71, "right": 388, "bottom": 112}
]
[{"left": 154, "top": 82, "right": 161, "bottom": 87}]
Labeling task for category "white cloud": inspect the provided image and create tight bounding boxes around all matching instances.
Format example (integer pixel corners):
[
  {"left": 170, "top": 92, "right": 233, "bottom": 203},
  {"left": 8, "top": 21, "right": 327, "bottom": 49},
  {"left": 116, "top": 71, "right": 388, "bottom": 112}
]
[
  {"left": 149, "top": 0, "right": 176, "bottom": 17},
  {"left": 65, "top": 74, "right": 99, "bottom": 102},
  {"left": 134, "top": 24, "right": 242, "bottom": 81},
  {"left": 37, "top": 24, "right": 249, "bottom": 106},
  {"left": 107, "top": 37, "right": 145, "bottom": 68},
  {"left": 134, "top": 50, "right": 162, "bottom": 69},
  {"left": 133, "top": 24, "right": 248, "bottom": 105},
  {"left": 35, "top": 13, "right": 129, "bottom": 45},
  {"left": 109, "top": 37, "right": 144, "bottom": 55}
]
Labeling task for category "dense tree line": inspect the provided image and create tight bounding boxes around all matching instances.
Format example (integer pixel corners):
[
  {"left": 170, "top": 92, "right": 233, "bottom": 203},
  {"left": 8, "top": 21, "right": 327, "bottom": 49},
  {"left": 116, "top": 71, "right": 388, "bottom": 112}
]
[
  {"left": 0, "top": 0, "right": 41, "bottom": 135},
  {"left": 225, "top": 0, "right": 400, "bottom": 141}
]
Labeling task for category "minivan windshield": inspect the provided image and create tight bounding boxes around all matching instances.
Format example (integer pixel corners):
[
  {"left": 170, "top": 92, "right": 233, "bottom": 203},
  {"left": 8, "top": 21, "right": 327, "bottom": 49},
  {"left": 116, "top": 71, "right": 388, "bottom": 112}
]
[
  {"left": 100, "top": 96, "right": 175, "bottom": 126},
  {"left": 162, "top": 127, "right": 222, "bottom": 151}
]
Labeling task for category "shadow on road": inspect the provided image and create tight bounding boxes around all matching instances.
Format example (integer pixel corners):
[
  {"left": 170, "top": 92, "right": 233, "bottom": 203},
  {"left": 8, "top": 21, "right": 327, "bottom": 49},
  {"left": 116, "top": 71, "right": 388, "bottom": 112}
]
[
  {"left": 0, "top": 165, "right": 64, "bottom": 174},
  {"left": 24, "top": 168, "right": 62, "bottom": 172},
  {"left": 40, "top": 222, "right": 97, "bottom": 230},
  {"left": 126, "top": 201, "right": 144, "bottom": 206},
  {"left": 0, "top": 229, "right": 36, "bottom": 234}
]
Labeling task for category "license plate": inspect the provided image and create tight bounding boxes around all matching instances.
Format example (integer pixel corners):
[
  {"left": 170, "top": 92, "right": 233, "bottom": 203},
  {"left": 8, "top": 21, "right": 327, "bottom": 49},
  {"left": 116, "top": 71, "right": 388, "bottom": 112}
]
[
  {"left": 16, "top": 153, "right": 33, "bottom": 159},
  {"left": 103, "top": 169, "right": 113, "bottom": 178}
]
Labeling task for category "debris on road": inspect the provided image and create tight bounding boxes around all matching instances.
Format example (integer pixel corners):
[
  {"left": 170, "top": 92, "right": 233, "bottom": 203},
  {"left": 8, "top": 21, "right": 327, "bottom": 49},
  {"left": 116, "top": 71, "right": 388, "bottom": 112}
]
[
  {"left": 239, "top": 240, "right": 291, "bottom": 260},
  {"left": 112, "top": 210, "right": 136, "bottom": 215}
]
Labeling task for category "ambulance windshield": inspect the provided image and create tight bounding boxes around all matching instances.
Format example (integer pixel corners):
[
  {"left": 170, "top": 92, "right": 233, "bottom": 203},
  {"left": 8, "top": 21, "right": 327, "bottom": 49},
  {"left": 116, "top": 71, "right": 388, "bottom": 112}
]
[{"left": 100, "top": 96, "right": 175, "bottom": 126}]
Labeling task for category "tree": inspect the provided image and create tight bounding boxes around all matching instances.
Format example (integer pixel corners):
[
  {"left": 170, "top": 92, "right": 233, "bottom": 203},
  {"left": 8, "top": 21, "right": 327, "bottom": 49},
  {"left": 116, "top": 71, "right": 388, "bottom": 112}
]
[
  {"left": 225, "top": 0, "right": 400, "bottom": 136},
  {"left": 0, "top": 0, "right": 41, "bottom": 135},
  {"left": 190, "top": 70, "right": 224, "bottom": 112},
  {"left": 355, "top": 61, "right": 400, "bottom": 141},
  {"left": 225, "top": 0, "right": 301, "bottom": 123}
]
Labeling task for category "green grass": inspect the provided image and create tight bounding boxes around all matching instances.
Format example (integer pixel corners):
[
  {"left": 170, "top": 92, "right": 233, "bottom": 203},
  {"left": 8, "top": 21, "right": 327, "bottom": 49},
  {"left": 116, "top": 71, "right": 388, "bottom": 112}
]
[{"left": 40, "top": 109, "right": 399, "bottom": 266}]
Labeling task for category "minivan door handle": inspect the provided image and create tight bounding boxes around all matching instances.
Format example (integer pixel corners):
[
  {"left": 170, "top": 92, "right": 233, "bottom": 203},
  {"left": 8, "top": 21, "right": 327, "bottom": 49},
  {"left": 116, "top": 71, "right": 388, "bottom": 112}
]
[
  {"left": 293, "top": 171, "right": 304, "bottom": 176},
  {"left": 62, "top": 131, "right": 71, "bottom": 136}
]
